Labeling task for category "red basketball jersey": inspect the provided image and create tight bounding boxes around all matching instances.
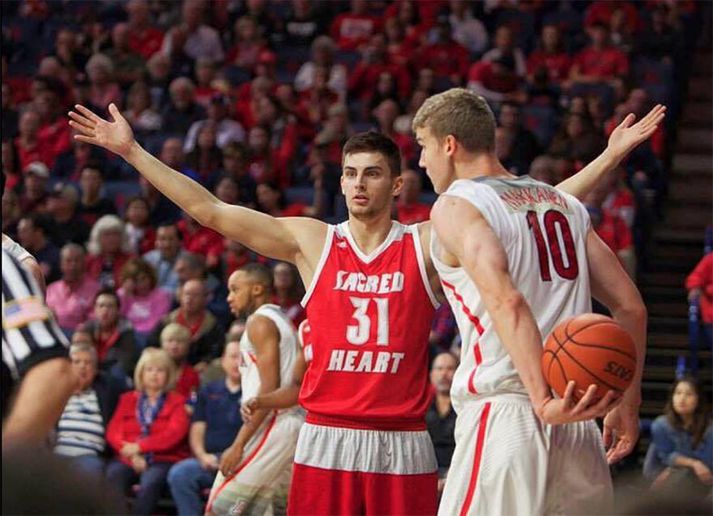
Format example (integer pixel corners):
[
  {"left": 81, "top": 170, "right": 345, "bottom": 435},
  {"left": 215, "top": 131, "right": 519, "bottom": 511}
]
[{"left": 300, "top": 221, "right": 438, "bottom": 430}]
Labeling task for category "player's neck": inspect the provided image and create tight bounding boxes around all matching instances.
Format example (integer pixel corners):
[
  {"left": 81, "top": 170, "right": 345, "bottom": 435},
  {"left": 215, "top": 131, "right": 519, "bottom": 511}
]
[
  {"left": 453, "top": 152, "right": 513, "bottom": 182},
  {"left": 347, "top": 212, "right": 394, "bottom": 255}
]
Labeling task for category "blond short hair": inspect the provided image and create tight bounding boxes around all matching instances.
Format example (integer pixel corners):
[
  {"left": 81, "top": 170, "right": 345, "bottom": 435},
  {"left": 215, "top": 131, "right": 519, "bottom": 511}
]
[
  {"left": 412, "top": 88, "right": 496, "bottom": 154},
  {"left": 133, "top": 348, "right": 177, "bottom": 392},
  {"left": 160, "top": 323, "right": 191, "bottom": 344},
  {"left": 69, "top": 343, "right": 98, "bottom": 366}
]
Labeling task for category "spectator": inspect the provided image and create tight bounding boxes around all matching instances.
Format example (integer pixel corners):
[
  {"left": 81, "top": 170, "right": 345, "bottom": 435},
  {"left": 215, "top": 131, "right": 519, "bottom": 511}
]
[
  {"left": 601, "top": 167, "right": 636, "bottom": 229},
  {"left": 643, "top": 376, "right": 712, "bottom": 496},
  {"left": 213, "top": 175, "right": 239, "bottom": 206},
  {"left": 467, "top": 53, "right": 525, "bottom": 105},
  {"left": 143, "top": 222, "right": 187, "bottom": 292},
  {"left": 419, "top": 19, "right": 470, "bottom": 87},
  {"left": 482, "top": 25, "right": 527, "bottom": 78},
  {"left": 220, "top": 239, "right": 264, "bottom": 283},
  {"left": 348, "top": 33, "right": 410, "bottom": 104},
  {"left": 54, "top": 342, "right": 127, "bottom": 476},
  {"left": 160, "top": 323, "right": 200, "bottom": 400},
  {"left": 184, "top": 93, "right": 245, "bottom": 154},
  {"left": 528, "top": 155, "right": 558, "bottom": 185},
  {"left": 548, "top": 112, "right": 606, "bottom": 166},
  {"left": 608, "top": 5, "right": 635, "bottom": 54},
  {"left": 569, "top": 23, "right": 629, "bottom": 87},
  {"left": 46, "top": 181, "right": 91, "bottom": 247},
  {"left": 330, "top": 0, "right": 381, "bottom": 51},
  {"left": 17, "top": 214, "right": 61, "bottom": 284},
  {"left": 396, "top": 169, "right": 431, "bottom": 224},
  {"left": 686, "top": 253, "right": 713, "bottom": 348},
  {"left": 124, "top": 197, "right": 156, "bottom": 256},
  {"left": 145, "top": 53, "right": 172, "bottom": 111},
  {"left": 172, "top": 252, "right": 230, "bottom": 325},
  {"left": 17, "top": 161, "right": 50, "bottom": 214},
  {"left": 167, "top": 340, "right": 243, "bottom": 516},
  {"left": 177, "top": 213, "right": 224, "bottom": 269},
  {"left": 527, "top": 24, "right": 572, "bottom": 87},
  {"left": 294, "top": 35, "right": 348, "bottom": 101},
  {"left": 217, "top": 143, "right": 257, "bottom": 207},
  {"left": 139, "top": 175, "right": 181, "bottom": 226},
  {"left": 46, "top": 243, "right": 101, "bottom": 336},
  {"left": 77, "top": 163, "right": 118, "bottom": 227},
  {"left": 52, "top": 133, "right": 106, "bottom": 181},
  {"left": 147, "top": 278, "right": 225, "bottom": 371},
  {"left": 497, "top": 102, "right": 542, "bottom": 176},
  {"left": 85, "top": 53, "right": 122, "bottom": 111},
  {"left": 106, "top": 348, "right": 190, "bottom": 516},
  {"left": 160, "top": 0, "right": 225, "bottom": 62},
  {"left": 225, "top": 15, "right": 269, "bottom": 73},
  {"left": 273, "top": 262, "right": 306, "bottom": 326},
  {"left": 80, "top": 288, "right": 138, "bottom": 380},
  {"left": 15, "top": 110, "right": 51, "bottom": 170},
  {"left": 445, "top": 0, "right": 488, "bottom": 55},
  {"left": 161, "top": 78, "right": 207, "bottom": 136},
  {"left": 35, "top": 87, "right": 72, "bottom": 169},
  {"left": 193, "top": 58, "right": 220, "bottom": 108},
  {"left": 183, "top": 123, "right": 223, "bottom": 188},
  {"left": 256, "top": 180, "right": 322, "bottom": 219},
  {"left": 118, "top": 258, "right": 172, "bottom": 345},
  {"left": 280, "top": 0, "right": 327, "bottom": 47},
  {"left": 636, "top": 4, "right": 683, "bottom": 62},
  {"left": 584, "top": 0, "right": 639, "bottom": 34},
  {"left": 383, "top": 17, "right": 415, "bottom": 72},
  {"left": 124, "top": 82, "right": 163, "bottom": 135},
  {"left": 86, "top": 215, "right": 134, "bottom": 289},
  {"left": 105, "top": 23, "right": 145, "bottom": 89},
  {"left": 373, "top": 100, "right": 414, "bottom": 164},
  {"left": 426, "top": 352, "right": 458, "bottom": 491},
  {"left": 126, "top": 0, "right": 165, "bottom": 60}
]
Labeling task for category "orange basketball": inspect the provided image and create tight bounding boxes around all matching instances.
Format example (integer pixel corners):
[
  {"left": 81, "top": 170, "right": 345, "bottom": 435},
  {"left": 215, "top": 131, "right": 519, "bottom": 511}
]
[{"left": 542, "top": 313, "right": 637, "bottom": 403}]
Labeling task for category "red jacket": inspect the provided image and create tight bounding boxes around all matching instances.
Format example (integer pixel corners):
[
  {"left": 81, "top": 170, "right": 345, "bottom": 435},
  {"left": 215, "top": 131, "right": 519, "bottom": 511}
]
[
  {"left": 107, "top": 391, "right": 190, "bottom": 465},
  {"left": 686, "top": 254, "right": 713, "bottom": 324}
]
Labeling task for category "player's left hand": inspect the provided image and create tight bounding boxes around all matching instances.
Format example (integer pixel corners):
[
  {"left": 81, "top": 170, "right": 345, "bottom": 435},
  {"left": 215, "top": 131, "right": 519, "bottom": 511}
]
[
  {"left": 603, "top": 402, "right": 639, "bottom": 464},
  {"left": 219, "top": 443, "right": 244, "bottom": 477},
  {"left": 606, "top": 104, "right": 666, "bottom": 160}
]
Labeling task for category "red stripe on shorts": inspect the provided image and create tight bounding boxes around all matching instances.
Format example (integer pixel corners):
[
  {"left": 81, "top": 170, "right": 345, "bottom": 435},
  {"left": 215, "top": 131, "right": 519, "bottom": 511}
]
[
  {"left": 206, "top": 412, "right": 278, "bottom": 512},
  {"left": 458, "top": 402, "right": 491, "bottom": 516}
]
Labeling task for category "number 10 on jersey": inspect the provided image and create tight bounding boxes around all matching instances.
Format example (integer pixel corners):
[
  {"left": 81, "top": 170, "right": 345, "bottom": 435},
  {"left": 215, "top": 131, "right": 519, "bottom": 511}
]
[
  {"left": 347, "top": 297, "right": 389, "bottom": 345},
  {"left": 527, "top": 209, "right": 579, "bottom": 281}
]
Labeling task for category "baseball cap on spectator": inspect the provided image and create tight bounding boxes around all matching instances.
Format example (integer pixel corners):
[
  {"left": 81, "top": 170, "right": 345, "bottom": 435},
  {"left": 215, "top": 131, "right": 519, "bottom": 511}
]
[
  {"left": 25, "top": 162, "right": 50, "bottom": 179},
  {"left": 49, "top": 182, "right": 79, "bottom": 204}
]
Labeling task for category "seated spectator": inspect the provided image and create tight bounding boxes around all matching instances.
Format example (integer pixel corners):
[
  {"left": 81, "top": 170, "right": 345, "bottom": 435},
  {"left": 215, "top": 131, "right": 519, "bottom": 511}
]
[
  {"left": 183, "top": 93, "right": 245, "bottom": 154},
  {"left": 396, "top": 169, "right": 431, "bottom": 224},
  {"left": 183, "top": 123, "right": 223, "bottom": 188},
  {"left": 145, "top": 53, "right": 172, "bottom": 111},
  {"left": 167, "top": 340, "right": 243, "bottom": 516},
  {"left": 601, "top": 167, "right": 635, "bottom": 229},
  {"left": 54, "top": 343, "right": 128, "bottom": 476},
  {"left": 426, "top": 352, "right": 458, "bottom": 493},
  {"left": 17, "top": 214, "right": 61, "bottom": 283},
  {"left": 294, "top": 35, "right": 348, "bottom": 100},
  {"left": 35, "top": 87, "right": 72, "bottom": 169},
  {"left": 225, "top": 15, "right": 269, "bottom": 72},
  {"left": 373, "top": 100, "right": 415, "bottom": 164},
  {"left": 147, "top": 279, "right": 225, "bottom": 371},
  {"left": 635, "top": 3, "right": 683, "bottom": 62},
  {"left": 177, "top": 213, "right": 224, "bottom": 270},
  {"left": 46, "top": 243, "right": 101, "bottom": 336},
  {"left": 444, "top": 0, "right": 488, "bottom": 55},
  {"left": 348, "top": 33, "right": 410, "bottom": 104},
  {"left": 17, "top": 161, "right": 50, "bottom": 214},
  {"left": 219, "top": 142, "right": 257, "bottom": 207},
  {"left": 77, "top": 163, "right": 118, "bottom": 227},
  {"left": 143, "top": 222, "right": 187, "bottom": 292},
  {"left": 273, "top": 262, "right": 306, "bottom": 326},
  {"left": 85, "top": 53, "right": 122, "bottom": 111},
  {"left": 124, "top": 197, "right": 156, "bottom": 256},
  {"left": 46, "top": 181, "right": 91, "bottom": 247},
  {"left": 86, "top": 215, "right": 135, "bottom": 289},
  {"left": 383, "top": 17, "right": 415, "bottom": 71},
  {"left": 80, "top": 288, "right": 138, "bottom": 380},
  {"left": 548, "top": 113, "right": 606, "bottom": 167},
  {"left": 280, "top": 0, "right": 327, "bottom": 47},
  {"left": 482, "top": 25, "right": 527, "bottom": 78},
  {"left": 330, "top": 0, "right": 382, "bottom": 51},
  {"left": 643, "top": 376, "right": 712, "bottom": 497},
  {"left": 296, "top": 64, "right": 340, "bottom": 131},
  {"left": 125, "top": 0, "right": 165, "bottom": 60},
  {"left": 527, "top": 24, "right": 572, "bottom": 87},
  {"left": 467, "top": 54, "right": 525, "bottom": 105},
  {"left": 106, "top": 348, "right": 190, "bottom": 516},
  {"left": 419, "top": 19, "right": 470, "bottom": 86},
  {"left": 686, "top": 253, "right": 713, "bottom": 348},
  {"left": 160, "top": 323, "right": 200, "bottom": 400},
  {"left": 173, "top": 252, "right": 230, "bottom": 326},
  {"left": 118, "top": 258, "right": 172, "bottom": 345},
  {"left": 608, "top": 5, "right": 635, "bottom": 53},
  {"left": 256, "top": 181, "right": 323, "bottom": 219},
  {"left": 52, "top": 134, "right": 106, "bottom": 181},
  {"left": 220, "top": 239, "right": 265, "bottom": 283},
  {"left": 497, "top": 102, "right": 542, "bottom": 176},
  {"left": 253, "top": 96, "right": 299, "bottom": 188},
  {"left": 569, "top": 23, "right": 629, "bottom": 88},
  {"left": 160, "top": 0, "right": 224, "bottom": 62},
  {"left": 192, "top": 58, "right": 220, "bottom": 109},
  {"left": 15, "top": 110, "right": 52, "bottom": 171},
  {"left": 105, "top": 23, "right": 146, "bottom": 89},
  {"left": 124, "top": 82, "right": 163, "bottom": 136},
  {"left": 161, "top": 78, "right": 207, "bottom": 136},
  {"left": 584, "top": 0, "right": 639, "bottom": 33},
  {"left": 528, "top": 155, "right": 558, "bottom": 185}
]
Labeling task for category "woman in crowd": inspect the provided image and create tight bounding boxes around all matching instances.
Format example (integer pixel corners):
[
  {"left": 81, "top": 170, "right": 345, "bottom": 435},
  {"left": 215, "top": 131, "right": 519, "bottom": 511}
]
[
  {"left": 87, "top": 214, "right": 134, "bottom": 289},
  {"left": 124, "top": 197, "right": 156, "bottom": 256},
  {"left": 106, "top": 348, "right": 190, "bottom": 515}
]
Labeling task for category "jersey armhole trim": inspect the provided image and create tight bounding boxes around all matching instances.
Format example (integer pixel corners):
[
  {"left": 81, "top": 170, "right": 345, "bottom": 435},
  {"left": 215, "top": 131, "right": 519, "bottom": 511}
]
[
  {"left": 410, "top": 226, "right": 440, "bottom": 309},
  {"left": 301, "top": 224, "right": 335, "bottom": 308}
]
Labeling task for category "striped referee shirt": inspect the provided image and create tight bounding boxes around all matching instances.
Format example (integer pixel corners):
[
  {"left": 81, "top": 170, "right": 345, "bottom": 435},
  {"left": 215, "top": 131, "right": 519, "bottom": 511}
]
[{"left": 2, "top": 249, "right": 69, "bottom": 418}]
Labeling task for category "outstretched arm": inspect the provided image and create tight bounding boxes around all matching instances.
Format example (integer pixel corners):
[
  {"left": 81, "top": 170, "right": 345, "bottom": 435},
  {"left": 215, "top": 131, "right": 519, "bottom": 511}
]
[
  {"left": 68, "top": 104, "right": 325, "bottom": 264},
  {"left": 556, "top": 105, "right": 666, "bottom": 199}
]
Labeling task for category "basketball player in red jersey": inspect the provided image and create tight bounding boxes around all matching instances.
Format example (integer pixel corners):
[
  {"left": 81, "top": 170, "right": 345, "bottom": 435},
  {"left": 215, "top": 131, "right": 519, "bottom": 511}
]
[
  {"left": 414, "top": 89, "right": 662, "bottom": 515},
  {"left": 68, "top": 102, "right": 664, "bottom": 515}
]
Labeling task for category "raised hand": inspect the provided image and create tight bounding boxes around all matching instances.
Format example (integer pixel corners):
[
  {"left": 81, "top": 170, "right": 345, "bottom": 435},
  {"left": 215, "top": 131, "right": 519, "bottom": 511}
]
[
  {"left": 68, "top": 103, "right": 136, "bottom": 158},
  {"left": 607, "top": 104, "right": 666, "bottom": 160}
]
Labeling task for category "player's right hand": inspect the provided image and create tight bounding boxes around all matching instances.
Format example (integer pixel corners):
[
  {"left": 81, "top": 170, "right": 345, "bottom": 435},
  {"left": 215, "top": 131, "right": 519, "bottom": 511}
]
[
  {"left": 68, "top": 103, "right": 136, "bottom": 158},
  {"left": 241, "top": 397, "right": 260, "bottom": 423},
  {"left": 538, "top": 381, "right": 620, "bottom": 425}
]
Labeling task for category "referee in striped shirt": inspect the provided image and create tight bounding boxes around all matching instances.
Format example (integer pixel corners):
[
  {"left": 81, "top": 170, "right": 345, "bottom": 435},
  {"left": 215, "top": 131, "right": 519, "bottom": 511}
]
[{"left": 2, "top": 248, "right": 76, "bottom": 443}]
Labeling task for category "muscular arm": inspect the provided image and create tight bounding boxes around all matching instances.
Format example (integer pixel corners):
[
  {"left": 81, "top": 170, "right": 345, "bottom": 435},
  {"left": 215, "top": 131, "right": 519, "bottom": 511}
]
[
  {"left": 556, "top": 105, "right": 666, "bottom": 199},
  {"left": 3, "top": 357, "right": 75, "bottom": 444}
]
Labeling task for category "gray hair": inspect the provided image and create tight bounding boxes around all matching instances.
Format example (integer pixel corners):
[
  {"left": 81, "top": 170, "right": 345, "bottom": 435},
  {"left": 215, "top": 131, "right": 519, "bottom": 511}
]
[{"left": 87, "top": 214, "right": 131, "bottom": 255}]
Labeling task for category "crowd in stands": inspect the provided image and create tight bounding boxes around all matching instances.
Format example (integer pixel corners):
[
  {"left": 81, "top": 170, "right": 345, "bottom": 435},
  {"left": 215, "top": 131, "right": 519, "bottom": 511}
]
[{"left": 1, "top": 0, "right": 708, "bottom": 511}]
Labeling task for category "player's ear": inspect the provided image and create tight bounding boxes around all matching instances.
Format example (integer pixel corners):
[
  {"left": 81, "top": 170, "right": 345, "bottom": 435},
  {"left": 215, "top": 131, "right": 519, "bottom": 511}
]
[
  {"left": 392, "top": 174, "right": 404, "bottom": 197},
  {"left": 339, "top": 173, "right": 346, "bottom": 196},
  {"left": 444, "top": 134, "right": 457, "bottom": 156}
]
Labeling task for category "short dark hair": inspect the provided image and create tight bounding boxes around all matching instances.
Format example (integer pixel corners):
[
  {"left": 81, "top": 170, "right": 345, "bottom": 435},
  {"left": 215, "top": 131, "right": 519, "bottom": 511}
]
[
  {"left": 240, "top": 263, "right": 274, "bottom": 293},
  {"left": 94, "top": 287, "right": 120, "bottom": 309},
  {"left": 157, "top": 222, "right": 182, "bottom": 240},
  {"left": 342, "top": 131, "right": 402, "bottom": 177}
]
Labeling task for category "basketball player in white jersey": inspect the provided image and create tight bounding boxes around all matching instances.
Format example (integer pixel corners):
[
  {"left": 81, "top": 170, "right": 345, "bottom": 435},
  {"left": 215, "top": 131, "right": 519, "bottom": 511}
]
[
  {"left": 413, "top": 88, "right": 649, "bottom": 515},
  {"left": 206, "top": 264, "right": 303, "bottom": 516},
  {"left": 68, "top": 102, "right": 663, "bottom": 514}
]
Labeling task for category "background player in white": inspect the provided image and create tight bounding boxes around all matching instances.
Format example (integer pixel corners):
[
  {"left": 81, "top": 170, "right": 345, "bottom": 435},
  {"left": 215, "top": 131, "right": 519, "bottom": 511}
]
[
  {"left": 206, "top": 264, "right": 303, "bottom": 516},
  {"left": 413, "top": 88, "right": 650, "bottom": 515},
  {"left": 67, "top": 102, "right": 663, "bottom": 514}
]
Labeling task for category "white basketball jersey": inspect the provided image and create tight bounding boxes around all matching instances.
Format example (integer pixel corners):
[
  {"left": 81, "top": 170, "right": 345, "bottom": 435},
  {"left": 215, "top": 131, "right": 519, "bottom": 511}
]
[
  {"left": 240, "top": 304, "right": 299, "bottom": 403},
  {"left": 431, "top": 177, "right": 592, "bottom": 411}
]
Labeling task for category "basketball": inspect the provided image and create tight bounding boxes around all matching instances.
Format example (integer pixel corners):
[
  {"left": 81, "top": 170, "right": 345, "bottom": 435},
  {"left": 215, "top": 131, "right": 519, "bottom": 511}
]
[{"left": 542, "top": 314, "right": 637, "bottom": 403}]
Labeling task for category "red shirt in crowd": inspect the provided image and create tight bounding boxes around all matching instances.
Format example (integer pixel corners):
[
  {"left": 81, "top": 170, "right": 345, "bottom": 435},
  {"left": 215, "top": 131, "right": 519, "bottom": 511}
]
[
  {"left": 397, "top": 203, "right": 431, "bottom": 225},
  {"left": 418, "top": 40, "right": 470, "bottom": 82},
  {"left": 177, "top": 219, "right": 224, "bottom": 263},
  {"left": 37, "top": 118, "right": 72, "bottom": 169},
  {"left": 107, "top": 390, "right": 190, "bottom": 465},
  {"left": 686, "top": 253, "right": 713, "bottom": 324},
  {"left": 15, "top": 137, "right": 53, "bottom": 171},
  {"left": 584, "top": 1, "right": 639, "bottom": 33},
  {"left": 593, "top": 210, "right": 633, "bottom": 255},
  {"left": 175, "top": 363, "right": 201, "bottom": 399},
  {"left": 572, "top": 46, "right": 629, "bottom": 80},
  {"left": 527, "top": 51, "right": 572, "bottom": 84},
  {"left": 467, "top": 62, "right": 520, "bottom": 94},
  {"left": 127, "top": 26, "right": 165, "bottom": 60},
  {"left": 330, "top": 13, "right": 382, "bottom": 51}
]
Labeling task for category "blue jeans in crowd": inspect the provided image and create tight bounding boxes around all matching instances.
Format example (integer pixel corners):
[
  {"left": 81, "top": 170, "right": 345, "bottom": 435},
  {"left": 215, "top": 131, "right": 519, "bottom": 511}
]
[
  {"left": 66, "top": 454, "right": 106, "bottom": 477},
  {"left": 106, "top": 459, "right": 172, "bottom": 515},
  {"left": 167, "top": 458, "right": 219, "bottom": 516}
]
